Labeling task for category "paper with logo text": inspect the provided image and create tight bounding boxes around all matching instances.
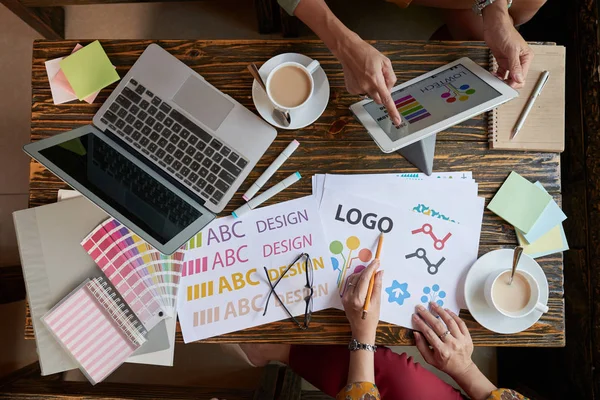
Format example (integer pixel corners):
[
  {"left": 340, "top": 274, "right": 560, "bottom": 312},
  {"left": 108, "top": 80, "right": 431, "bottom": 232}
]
[
  {"left": 319, "top": 190, "right": 479, "bottom": 328},
  {"left": 177, "top": 196, "right": 339, "bottom": 342}
]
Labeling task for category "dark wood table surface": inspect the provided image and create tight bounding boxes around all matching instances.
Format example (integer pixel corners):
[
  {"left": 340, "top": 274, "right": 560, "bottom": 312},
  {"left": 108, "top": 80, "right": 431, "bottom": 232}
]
[{"left": 26, "top": 39, "right": 564, "bottom": 347}]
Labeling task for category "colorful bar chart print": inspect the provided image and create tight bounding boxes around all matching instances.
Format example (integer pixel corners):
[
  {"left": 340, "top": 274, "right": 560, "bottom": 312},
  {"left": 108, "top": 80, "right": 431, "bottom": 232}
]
[
  {"left": 182, "top": 257, "right": 209, "bottom": 277},
  {"left": 81, "top": 218, "right": 185, "bottom": 324},
  {"left": 394, "top": 95, "right": 431, "bottom": 124}
]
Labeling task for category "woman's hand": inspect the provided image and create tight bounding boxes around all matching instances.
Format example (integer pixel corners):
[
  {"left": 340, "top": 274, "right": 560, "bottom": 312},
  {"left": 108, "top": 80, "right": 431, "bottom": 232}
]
[
  {"left": 483, "top": 1, "right": 534, "bottom": 88},
  {"left": 413, "top": 303, "right": 498, "bottom": 400},
  {"left": 342, "top": 260, "right": 383, "bottom": 343},
  {"left": 412, "top": 302, "right": 474, "bottom": 379},
  {"left": 334, "top": 35, "right": 402, "bottom": 126}
]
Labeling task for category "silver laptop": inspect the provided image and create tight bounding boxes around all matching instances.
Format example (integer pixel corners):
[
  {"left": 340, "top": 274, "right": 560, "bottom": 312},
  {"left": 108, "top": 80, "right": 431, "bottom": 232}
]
[{"left": 24, "top": 44, "right": 276, "bottom": 254}]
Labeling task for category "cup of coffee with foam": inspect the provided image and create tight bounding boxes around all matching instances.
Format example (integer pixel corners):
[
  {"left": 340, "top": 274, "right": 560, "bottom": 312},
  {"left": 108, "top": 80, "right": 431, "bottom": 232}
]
[
  {"left": 484, "top": 269, "right": 549, "bottom": 318},
  {"left": 266, "top": 60, "right": 320, "bottom": 111}
]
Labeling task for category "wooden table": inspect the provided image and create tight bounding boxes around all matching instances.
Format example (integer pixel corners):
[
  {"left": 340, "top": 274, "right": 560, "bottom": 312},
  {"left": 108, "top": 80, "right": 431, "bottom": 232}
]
[{"left": 27, "top": 39, "right": 565, "bottom": 347}]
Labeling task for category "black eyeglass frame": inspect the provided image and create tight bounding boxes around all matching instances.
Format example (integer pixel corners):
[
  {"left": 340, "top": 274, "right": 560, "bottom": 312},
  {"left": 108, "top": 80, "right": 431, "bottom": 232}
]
[{"left": 262, "top": 252, "right": 314, "bottom": 330}]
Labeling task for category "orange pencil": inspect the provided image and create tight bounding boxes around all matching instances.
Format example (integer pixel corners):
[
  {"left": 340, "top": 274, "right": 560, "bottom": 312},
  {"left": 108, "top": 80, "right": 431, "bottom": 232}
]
[{"left": 362, "top": 233, "right": 384, "bottom": 319}]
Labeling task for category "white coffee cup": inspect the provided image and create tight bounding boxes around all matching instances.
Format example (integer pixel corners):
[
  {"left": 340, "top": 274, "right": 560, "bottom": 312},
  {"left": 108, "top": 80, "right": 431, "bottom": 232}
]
[
  {"left": 484, "top": 269, "right": 549, "bottom": 318},
  {"left": 265, "top": 60, "right": 320, "bottom": 111}
]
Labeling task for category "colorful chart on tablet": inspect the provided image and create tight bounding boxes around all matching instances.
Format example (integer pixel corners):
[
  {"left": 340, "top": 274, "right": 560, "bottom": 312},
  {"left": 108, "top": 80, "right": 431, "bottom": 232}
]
[{"left": 363, "top": 63, "right": 501, "bottom": 141}]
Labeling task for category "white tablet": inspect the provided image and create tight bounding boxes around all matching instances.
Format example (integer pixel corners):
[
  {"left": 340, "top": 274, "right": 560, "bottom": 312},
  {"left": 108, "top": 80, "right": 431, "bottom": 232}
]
[{"left": 350, "top": 57, "right": 518, "bottom": 153}]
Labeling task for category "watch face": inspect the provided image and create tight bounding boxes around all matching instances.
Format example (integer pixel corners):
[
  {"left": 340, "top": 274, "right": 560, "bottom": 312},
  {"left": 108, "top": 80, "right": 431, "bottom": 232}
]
[{"left": 349, "top": 339, "right": 359, "bottom": 350}]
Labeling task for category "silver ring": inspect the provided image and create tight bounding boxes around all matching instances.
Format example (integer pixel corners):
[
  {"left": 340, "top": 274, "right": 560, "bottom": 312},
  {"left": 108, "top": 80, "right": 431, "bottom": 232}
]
[{"left": 439, "top": 330, "right": 451, "bottom": 340}]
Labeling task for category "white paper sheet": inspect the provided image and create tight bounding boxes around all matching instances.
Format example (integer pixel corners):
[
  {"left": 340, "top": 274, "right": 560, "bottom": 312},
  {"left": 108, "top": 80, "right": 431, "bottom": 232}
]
[
  {"left": 177, "top": 196, "right": 340, "bottom": 343},
  {"left": 319, "top": 190, "right": 479, "bottom": 328},
  {"left": 312, "top": 173, "right": 476, "bottom": 207}
]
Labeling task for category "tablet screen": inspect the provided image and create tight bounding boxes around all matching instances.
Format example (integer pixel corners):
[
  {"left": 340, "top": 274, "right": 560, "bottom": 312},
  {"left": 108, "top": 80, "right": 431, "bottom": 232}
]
[
  {"left": 363, "top": 63, "right": 501, "bottom": 141},
  {"left": 39, "top": 132, "right": 203, "bottom": 245}
]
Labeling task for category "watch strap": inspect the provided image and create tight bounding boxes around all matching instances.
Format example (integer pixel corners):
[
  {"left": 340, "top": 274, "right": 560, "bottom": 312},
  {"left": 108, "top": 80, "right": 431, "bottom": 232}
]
[
  {"left": 472, "top": 0, "right": 512, "bottom": 15},
  {"left": 348, "top": 338, "right": 377, "bottom": 352}
]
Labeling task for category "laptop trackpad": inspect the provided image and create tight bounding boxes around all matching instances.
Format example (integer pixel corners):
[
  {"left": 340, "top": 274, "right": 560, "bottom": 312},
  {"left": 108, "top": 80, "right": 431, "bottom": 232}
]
[{"left": 172, "top": 75, "right": 234, "bottom": 131}]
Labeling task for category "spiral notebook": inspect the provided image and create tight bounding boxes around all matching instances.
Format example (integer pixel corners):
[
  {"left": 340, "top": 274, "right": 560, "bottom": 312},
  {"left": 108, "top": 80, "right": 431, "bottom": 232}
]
[
  {"left": 42, "top": 276, "right": 148, "bottom": 385},
  {"left": 487, "top": 45, "right": 565, "bottom": 152}
]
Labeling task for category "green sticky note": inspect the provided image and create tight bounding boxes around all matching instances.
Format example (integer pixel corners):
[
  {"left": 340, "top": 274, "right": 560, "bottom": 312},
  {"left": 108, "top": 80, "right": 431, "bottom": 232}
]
[
  {"left": 487, "top": 171, "right": 552, "bottom": 233},
  {"left": 59, "top": 40, "right": 119, "bottom": 100}
]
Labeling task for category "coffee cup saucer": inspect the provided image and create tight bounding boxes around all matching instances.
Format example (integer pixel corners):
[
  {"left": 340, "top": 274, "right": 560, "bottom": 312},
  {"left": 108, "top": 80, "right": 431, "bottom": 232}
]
[
  {"left": 252, "top": 53, "right": 330, "bottom": 130},
  {"left": 464, "top": 249, "right": 549, "bottom": 334}
]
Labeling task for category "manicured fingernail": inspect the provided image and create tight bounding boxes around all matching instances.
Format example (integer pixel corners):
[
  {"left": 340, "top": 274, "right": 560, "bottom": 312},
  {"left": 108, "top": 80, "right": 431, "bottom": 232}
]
[
  {"left": 412, "top": 313, "right": 419, "bottom": 320},
  {"left": 414, "top": 332, "right": 420, "bottom": 340},
  {"left": 515, "top": 73, "right": 523, "bottom": 82},
  {"left": 445, "top": 308, "right": 452, "bottom": 313},
  {"left": 416, "top": 305, "right": 425, "bottom": 311},
  {"left": 430, "top": 301, "right": 438, "bottom": 308}
]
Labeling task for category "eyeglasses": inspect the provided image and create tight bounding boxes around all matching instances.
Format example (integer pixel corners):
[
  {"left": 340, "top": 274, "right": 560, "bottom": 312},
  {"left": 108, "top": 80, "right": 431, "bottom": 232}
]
[{"left": 263, "top": 252, "right": 314, "bottom": 330}]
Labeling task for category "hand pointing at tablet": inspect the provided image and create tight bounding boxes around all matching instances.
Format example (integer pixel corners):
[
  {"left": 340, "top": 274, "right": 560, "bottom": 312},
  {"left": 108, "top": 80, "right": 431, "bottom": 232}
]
[
  {"left": 293, "top": 0, "right": 402, "bottom": 126},
  {"left": 334, "top": 35, "right": 403, "bottom": 126}
]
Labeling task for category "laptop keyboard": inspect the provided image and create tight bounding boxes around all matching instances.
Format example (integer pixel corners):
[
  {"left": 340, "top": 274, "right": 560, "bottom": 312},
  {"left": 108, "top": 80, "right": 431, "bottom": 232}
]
[{"left": 100, "top": 79, "right": 248, "bottom": 206}]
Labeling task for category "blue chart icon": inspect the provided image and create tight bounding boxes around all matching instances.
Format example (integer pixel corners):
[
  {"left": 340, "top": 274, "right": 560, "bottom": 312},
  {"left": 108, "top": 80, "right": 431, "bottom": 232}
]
[
  {"left": 385, "top": 280, "right": 411, "bottom": 306},
  {"left": 421, "top": 284, "right": 446, "bottom": 307}
]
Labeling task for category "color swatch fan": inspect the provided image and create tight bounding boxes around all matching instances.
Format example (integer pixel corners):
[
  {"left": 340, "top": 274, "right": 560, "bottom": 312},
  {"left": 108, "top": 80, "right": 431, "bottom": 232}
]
[
  {"left": 42, "top": 277, "right": 148, "bottom": 385},
  {"left": 81, "top": 218, "right": 184, "bottom": 324}
]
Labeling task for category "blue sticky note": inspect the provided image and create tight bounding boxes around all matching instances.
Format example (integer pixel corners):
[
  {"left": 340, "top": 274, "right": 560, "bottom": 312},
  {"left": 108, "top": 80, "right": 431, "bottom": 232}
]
[{"left": 516, "top": 182, "right": 567, "bottom": 244}]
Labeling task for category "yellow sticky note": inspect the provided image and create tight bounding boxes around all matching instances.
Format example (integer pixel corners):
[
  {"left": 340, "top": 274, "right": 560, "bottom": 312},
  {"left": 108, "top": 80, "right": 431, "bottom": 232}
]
[
  {"left": 59, "top": 40, "right": 120, "bottom": 100},
  {"left": 516, "top": 224, "right": 569, "bottom": 258}
]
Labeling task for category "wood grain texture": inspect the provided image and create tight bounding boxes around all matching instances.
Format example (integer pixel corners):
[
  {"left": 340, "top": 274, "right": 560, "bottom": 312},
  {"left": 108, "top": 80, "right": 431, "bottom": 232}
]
[
  {"left": 0, "top": 363, "right": 258, "bottom": 399},
  {"left": 21, "top": 0, "right": 228, "bottom": 6},
  {"left": 577, "top": 0, "right": 600, "bottom": 396},
  {"left": 0, "top": 0, "right": 64, "bottom": 39},
  {"left": 28, "top": 40, "right": 564, "bottom": 347}
]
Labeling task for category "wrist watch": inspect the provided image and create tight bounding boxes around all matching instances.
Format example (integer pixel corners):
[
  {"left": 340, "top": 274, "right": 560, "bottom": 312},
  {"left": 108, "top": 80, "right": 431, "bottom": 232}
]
[
  {"left": 472, "top": 0, "right": 512, "bottom": 15},
  {"left": 348, "top": 338, "right": 377, "bottom": 352}
]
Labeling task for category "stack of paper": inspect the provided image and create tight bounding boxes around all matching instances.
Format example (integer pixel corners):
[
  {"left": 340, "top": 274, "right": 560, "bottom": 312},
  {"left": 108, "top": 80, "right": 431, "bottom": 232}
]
[
  {"left": 487, "top": 171, "right": 568, "bottom": 258},
  {"left": 312, "top": 172, "right": 485, "bottom": 321},
  {"left": 44, "top": 40, "right": 119, "bottom": 105}
]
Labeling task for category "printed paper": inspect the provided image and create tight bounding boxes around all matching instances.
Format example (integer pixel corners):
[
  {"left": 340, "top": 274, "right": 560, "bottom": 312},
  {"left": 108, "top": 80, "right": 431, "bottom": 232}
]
[
  {"left": 177, "top": 196, "right": 339, "bottom": 343},
  {"left": 319, "top": 190, "right": 479, "bottom": 328}
]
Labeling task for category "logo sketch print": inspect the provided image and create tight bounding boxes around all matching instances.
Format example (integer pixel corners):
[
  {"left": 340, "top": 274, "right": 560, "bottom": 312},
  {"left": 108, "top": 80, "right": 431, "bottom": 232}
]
[
  {"left": 177, "top": 196, "right": 339, "bottom": 343},
  {"left": 319, "top": 190, "right": 479, "bottom": 330}
]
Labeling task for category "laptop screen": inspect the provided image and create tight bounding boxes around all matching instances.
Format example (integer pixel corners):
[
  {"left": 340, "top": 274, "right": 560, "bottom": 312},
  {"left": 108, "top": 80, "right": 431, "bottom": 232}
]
[{"left": 39, "top": 132, "right": 203, "bottom": 245}]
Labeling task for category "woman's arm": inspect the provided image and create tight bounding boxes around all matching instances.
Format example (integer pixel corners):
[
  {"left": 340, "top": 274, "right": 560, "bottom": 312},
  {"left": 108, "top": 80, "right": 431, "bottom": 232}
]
[
  {"left": 413, "top": 304, "right": 496, "bottom": 400},
  {"left": 285, "top": 0, "right": 402, "bottom": 126},
  {"left": 338, "top": 261, "right": 383, "bottom": 395},
  {"left": 482, "top": 0, "right": 534, "bottom": 88}
]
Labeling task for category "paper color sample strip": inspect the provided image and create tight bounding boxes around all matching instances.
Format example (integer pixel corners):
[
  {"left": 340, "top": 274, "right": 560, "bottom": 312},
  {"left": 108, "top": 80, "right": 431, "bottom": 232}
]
[
  {"left": 487, "top": 171, "right": 552, "bottom": 234},
  {"left": 178, "top": 196, "right": 339, "bottom": 343},
  {"left": 82, "top": 218, "right": 184, "bottom": 328},
  {"left": 319, "top": 190, "right": 479, "bottom": 329},
  {"left": 42, "top": 278, "right": 147, "bottom": 385},
  {"left": 59, "top": 40, "right": 120, "bottom": 100}
]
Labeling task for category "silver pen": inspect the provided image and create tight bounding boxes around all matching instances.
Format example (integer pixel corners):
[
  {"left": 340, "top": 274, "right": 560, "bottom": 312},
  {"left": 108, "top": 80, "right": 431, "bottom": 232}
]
[{"left": 511, "top": 70, "right": 550, "bottom": 140}]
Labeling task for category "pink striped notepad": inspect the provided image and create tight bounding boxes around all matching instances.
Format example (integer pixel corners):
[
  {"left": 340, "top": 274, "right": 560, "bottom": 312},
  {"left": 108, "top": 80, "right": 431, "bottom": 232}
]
[{"left": 42, "top": 277, "right": 147, "bottom": 385}]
